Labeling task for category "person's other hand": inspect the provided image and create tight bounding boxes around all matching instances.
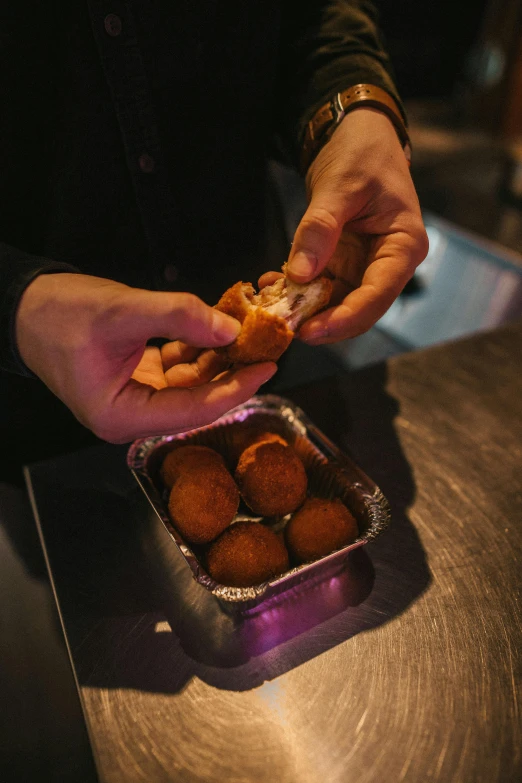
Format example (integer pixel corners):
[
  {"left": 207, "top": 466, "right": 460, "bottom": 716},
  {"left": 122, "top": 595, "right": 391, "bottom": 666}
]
[
  {"left": 15, "top": 273, "right": 276, "bottom": 442},
  {"left": 267, "top": 107, "right": 429, "bottom": 344}
]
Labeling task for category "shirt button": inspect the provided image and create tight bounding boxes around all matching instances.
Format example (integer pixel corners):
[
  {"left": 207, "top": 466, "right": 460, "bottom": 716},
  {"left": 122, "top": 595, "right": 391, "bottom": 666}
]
[
  {"left": 163, "top": 264, "right": 179, "bottom": 284},
  {"left": 104, "top": 14, "right": 122, "bottom": 37},
  {"left": 138, "top": 153, "right": 155, "bottom": 173}
]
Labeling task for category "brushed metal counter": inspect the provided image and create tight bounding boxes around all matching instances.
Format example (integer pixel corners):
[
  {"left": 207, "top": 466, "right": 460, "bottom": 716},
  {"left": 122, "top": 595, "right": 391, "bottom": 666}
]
[{"left": 26, "top": 321, "right": 522, "bottom": 783}]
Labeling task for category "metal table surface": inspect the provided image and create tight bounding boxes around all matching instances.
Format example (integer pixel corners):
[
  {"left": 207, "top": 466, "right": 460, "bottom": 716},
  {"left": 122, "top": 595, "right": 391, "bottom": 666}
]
[{"left": 25, "top": 320, "right": 522, "bottom": 783}]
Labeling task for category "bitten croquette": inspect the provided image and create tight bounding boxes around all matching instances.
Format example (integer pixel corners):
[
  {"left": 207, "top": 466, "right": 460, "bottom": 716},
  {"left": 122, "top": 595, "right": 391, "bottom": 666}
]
[{"left": 215, "top": 272, "right": 332, "bottom": 365}]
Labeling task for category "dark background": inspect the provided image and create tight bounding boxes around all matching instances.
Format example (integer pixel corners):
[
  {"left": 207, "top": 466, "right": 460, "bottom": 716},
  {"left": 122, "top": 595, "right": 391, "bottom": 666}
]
[{"left": 376, "top": 0, "right": 489, "bottom": 99}]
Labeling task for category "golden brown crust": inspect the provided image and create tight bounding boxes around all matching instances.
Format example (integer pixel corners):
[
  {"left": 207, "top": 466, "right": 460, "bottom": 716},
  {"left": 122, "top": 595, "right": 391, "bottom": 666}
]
[
  {"left": 214, "top": 281, "right": 254, "bottom": 323},
  {"left": 235, "top": 439, "right": 308, "bottom": 517},
  {"left": 215, "top": 274, "right": 332, "bottom": 364},
  {"left": 206, "top": 521, "right": 289, "bottom": 587},
  {"left": 247, "top": 431, "right": 288, "bottom": 448},
  {"left": 160, "top": 445, "right": 224, "bottom": 490},
  {"left": 167, "top": 461, "right": 239, "bottom": 544},
  {"left": 227, "top": 426, "right": 289, "bottom": 465},
  {"left": 217, "top": 307, "right": 293, "bottom": 364},
  {"left": 284, "top": 497, "right": 358, "bottom": 564}
]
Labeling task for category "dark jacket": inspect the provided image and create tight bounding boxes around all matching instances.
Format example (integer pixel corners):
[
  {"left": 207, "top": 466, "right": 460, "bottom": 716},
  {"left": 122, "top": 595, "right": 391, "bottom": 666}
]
[{"left": 0, "top": 0, "right": 402, "bottom": 476}]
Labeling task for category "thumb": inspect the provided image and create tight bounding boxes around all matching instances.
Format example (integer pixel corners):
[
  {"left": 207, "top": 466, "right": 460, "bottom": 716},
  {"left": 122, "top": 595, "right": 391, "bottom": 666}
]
[
  {"left": 119, "top": 289, "right": 241, "bottom": 348},
  {"left": 287, "top": 194, "right": 345, "bottom": 283}
]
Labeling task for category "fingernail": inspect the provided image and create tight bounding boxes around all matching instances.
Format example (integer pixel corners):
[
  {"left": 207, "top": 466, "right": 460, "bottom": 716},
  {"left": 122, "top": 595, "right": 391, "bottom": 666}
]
[
  {"left": 288, "top": 250, "right": 317, "bottom": 279},
  {"left": 212, "top": 313, "right": 241, "bottom": 343},
  {"left": 299, "top": 320, "right": 328, "bottom": 343}
]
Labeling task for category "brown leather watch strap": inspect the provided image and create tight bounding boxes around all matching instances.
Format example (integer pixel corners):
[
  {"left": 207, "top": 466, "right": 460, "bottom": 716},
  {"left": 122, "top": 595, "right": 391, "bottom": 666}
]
[{"left": 300, "top": 84, "right": 411, "bottom": 174}]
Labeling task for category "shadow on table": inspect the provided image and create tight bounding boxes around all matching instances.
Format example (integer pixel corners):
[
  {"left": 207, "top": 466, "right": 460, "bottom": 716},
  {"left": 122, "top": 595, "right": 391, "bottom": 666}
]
[{"left": 21, "top": 363, "right": 430, "bottom": 693}]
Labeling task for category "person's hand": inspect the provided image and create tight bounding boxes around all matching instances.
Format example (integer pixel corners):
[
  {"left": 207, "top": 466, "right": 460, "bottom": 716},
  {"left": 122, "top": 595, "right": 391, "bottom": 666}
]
[
  {"left": 262, "top": 107, "right": 429, "bottom": 344},
  {"left": 15, "top": 273, "right": 276, "bottom": 442}
]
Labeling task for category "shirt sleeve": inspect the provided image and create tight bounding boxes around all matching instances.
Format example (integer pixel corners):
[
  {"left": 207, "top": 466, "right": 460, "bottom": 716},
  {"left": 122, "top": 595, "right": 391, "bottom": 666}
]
[
  {"left": 0, "top": 242, "right": 78, "bottom": 376},
  {"left": 274, "top": 0, "right": 405, "bottom": 167}
]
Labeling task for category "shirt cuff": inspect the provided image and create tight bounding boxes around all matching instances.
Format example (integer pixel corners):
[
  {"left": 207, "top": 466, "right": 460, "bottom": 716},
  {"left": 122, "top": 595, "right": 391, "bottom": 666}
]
[{"left": 2, "top": 260, "right": 80, "bottom": 377}]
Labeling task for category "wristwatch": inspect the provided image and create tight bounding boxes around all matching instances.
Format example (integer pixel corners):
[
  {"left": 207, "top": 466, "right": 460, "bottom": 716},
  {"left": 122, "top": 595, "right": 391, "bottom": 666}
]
[{"left": 300, "top": 83, "right": 412, "bottom": 175}]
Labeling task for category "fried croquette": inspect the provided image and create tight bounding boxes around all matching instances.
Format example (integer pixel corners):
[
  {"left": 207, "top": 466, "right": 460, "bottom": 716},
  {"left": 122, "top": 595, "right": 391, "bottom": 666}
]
[
  {"left": 216, "top": 283, "right": 293, "bottom": 363},
  {"left": 227, "top": 422, "right": 291, "bottom": 463},
  {"left": 235, "top": 438, "right": 307, "bottom": 517},
  {"left": 238, "top": 430, "right": 288, "bottom": 452},
  {"left": 160, "top": 445, "right": 225, "bottom": 490},
  {"left": 215, "top": 271, "right": 332, "bottom": 364},
  {"left": 206, "top": 521, "right": 289, "bottom": 587},
  {"left": 168, "top": 459, "right": 239, "bottom": 544},
  {"left": 284, "top": 497, "right": 359, "bottom": 564}
]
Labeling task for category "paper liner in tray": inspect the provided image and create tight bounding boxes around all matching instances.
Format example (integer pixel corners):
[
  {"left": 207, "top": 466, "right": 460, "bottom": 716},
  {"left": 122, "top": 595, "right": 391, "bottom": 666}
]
[{"left": 127, "top": 394, "right": 390, "bottom": 613}]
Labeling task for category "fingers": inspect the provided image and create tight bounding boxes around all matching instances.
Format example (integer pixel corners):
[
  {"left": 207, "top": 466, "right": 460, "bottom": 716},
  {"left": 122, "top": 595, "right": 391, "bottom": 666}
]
[
  {"left": 258, "top": 271, "right": 284, "bottom": 289},
  {"left": 286, "top": 198, "right": 345, "bottom": 283},
  {"left": 160, "top": 341, "right": 230, "bottom": 387},
  {"left": 326, "top": 230, "right": 372, "bottom": 291},
  {"left": 164, "top": 349, "right": 230, "bottom": 387},
  {"left": 160, "top": 340, "right": 201, "bottom": 369},
  {"left": 94, "top": 362, "right": 278, "bottom": 443},
  {"left": 117, "top": 289, "right": 241, "bottom": 348},
  {"left": 132, "top": 341, "right": 230, "bottom": 390},
  {"left": 285, "top": 109, "right": 425, "bottom": 289},
  {"left": 131, "top": 346, "right": 168, "bottom": 389},
  {"left": 299, "top": 230, "right": 428, "bottom": 344}
]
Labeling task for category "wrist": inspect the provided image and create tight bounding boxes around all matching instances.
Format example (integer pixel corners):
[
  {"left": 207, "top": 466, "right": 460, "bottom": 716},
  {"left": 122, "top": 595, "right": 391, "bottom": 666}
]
[
  {"left": 300, "top": 84, "right": 411, "bottom": 175},
  {"left": 11, "top": 266, "right": 80, "bottom": 378},
  {"left": 15, "top": 273, "right": 56, "bottom": 375}
]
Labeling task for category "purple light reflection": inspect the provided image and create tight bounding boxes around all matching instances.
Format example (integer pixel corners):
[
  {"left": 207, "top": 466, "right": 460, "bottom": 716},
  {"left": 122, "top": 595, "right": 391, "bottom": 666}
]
[
  {"left": 152, "top": 541, "right": 375, "bottom": 670},
  {"left": 237, "top": 548, "right": 375, "bottom": 659}
]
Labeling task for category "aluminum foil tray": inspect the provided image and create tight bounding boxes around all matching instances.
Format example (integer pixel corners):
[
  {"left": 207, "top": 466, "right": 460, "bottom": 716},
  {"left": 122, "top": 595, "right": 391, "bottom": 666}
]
[{"left": 127, "top": 394, "right": 390, "bottom": 614}]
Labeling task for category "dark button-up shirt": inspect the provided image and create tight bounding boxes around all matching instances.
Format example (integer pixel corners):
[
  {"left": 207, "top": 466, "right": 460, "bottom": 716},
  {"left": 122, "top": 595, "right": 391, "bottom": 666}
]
[
  {"left": 1, "top": 0, "right": 402, "bottom": 374},
  {"left": 0, "top": 1, "right": 403, "bottom": 479}
]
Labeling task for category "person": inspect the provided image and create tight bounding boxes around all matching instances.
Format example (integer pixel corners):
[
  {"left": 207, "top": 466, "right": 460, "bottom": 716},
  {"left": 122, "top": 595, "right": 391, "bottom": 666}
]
[{"left": 0, "top": 1, "right": 428, "bottom": 483}]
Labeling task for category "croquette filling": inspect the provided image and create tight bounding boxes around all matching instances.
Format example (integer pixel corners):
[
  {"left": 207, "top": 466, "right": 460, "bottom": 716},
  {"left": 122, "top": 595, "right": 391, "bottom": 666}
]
[{"left": 252, "top": 277, "right": 325, "bottom": 331}]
